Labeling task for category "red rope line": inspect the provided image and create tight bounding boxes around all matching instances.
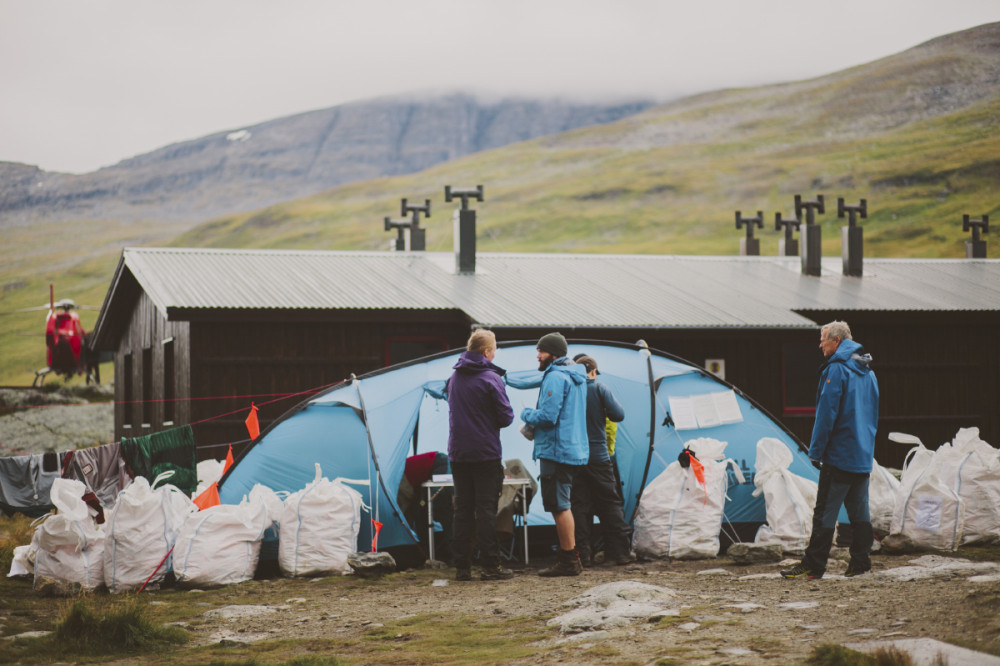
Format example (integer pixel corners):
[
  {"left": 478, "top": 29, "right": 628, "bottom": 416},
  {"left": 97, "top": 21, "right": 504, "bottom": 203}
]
[{"left": 0, "top": 381, "right": 342, "bottom": 454}]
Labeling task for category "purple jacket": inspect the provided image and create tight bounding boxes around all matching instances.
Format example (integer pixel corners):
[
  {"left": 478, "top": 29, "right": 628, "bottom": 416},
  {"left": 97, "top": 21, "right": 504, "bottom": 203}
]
[{"left": 446, "top": 351, "right": 515, "bottom": 462}]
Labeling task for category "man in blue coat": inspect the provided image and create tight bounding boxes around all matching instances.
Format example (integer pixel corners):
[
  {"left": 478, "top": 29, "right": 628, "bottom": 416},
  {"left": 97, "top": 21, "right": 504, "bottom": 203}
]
[
  {"left": 520, "top": 332, "right": 589, "bottom": 576},
  {"left": 782, "top": 321, "right": 879, "bottom": 579},
  {"left": 447, "top": 329, "right": 515, "bottom": 581}
]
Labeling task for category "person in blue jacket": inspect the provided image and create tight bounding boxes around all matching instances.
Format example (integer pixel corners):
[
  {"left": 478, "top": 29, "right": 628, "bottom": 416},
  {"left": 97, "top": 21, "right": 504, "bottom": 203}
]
[
  {"left": 570, "top": 355, "right": 633, "bottom": 566},
  {"left": 446, "top": 328, "right": 515, "bottom": 582},
  {"left": 782, "top": 321, "right": 879, "bottom": 580},
  {"left": 520, "top": 332, "right": 589, "bottom": 577}
]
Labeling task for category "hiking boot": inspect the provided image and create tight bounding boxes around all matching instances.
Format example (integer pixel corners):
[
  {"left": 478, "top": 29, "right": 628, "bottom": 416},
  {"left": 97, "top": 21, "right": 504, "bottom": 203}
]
[
  {"left": 455, "top": 567, "right": 472, "bottom": 581},
  {"left": 844, "top": 563, "right": 871, "bottom": 578},
  {"left": 612, "top": 552, "right": 637, "bottom": 566},
  {"left": 480, "top": 564, "right": 513, "bottom": 581},
  {"left": 780, "top": 563, "right": 820, "bottom": 579},
  {"left": 577, "top": 549, "right": 593, "bottom": 568},
  {"left": 538, "top": 549, "right": 583, "bottom": 577}
]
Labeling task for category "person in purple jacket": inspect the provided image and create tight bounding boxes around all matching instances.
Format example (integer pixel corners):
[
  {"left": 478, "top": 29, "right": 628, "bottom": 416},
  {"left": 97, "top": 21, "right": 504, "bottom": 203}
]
[{"left": 446, "top": 328, "right": 515, "bottom": 581}]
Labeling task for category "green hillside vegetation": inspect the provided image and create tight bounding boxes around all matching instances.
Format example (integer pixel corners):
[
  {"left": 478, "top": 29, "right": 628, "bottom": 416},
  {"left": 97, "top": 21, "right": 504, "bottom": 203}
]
[{"left": 1, "top": 23, "right": 998, "bottom": 386}]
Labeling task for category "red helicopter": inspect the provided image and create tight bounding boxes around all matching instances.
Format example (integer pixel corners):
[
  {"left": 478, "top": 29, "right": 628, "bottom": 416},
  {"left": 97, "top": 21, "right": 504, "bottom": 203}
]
[{"left": 12, "top": 285, "right": 103, "bottom": 387}]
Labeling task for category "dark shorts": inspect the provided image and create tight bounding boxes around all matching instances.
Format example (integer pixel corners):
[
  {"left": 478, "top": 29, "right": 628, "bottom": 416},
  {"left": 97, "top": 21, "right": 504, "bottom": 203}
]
[{"left": 539, "top": 459, "right": 579, "bottom": 512}]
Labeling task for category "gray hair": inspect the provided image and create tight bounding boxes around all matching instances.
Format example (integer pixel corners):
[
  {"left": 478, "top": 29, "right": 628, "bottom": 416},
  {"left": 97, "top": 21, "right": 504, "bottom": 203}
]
[{"left": 822, "top": 321, "right": 853, "bottom": 342}]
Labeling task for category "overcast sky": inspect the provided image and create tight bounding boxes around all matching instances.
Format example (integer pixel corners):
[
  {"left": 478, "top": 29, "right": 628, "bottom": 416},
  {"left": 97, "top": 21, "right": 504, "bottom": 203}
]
[{"left": 1, "top": 0, "right": 996, "bottom": 174}]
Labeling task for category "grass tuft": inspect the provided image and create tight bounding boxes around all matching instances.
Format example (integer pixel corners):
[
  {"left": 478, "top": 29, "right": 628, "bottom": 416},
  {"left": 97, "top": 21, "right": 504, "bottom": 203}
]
[
  {"left": 53, "top": 595, "right": 188, "bottom": 655},
  {"left": 806, "top": 642, "right": 915, "bottom": 665},
  {"left": 0, "top": 513, "right": 34, "bottom": 575}
]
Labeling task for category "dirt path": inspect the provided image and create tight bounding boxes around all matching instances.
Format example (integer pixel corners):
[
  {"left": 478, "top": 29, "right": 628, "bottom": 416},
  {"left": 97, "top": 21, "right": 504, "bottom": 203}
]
[{"left": 181, "top": 550, "right": 1000, "bottom": 664}]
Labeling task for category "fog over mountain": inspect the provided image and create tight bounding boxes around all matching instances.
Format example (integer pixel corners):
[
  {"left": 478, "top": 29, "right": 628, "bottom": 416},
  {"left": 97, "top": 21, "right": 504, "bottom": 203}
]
[{"left": 0, "top": 94, "right": 653, "bottom": 229}]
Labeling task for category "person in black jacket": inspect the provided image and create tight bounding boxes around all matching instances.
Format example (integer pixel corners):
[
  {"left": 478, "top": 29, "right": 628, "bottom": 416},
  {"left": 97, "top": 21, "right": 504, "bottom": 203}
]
[{"left": 570, "top": 355, "right": 634, "bottom": 565}]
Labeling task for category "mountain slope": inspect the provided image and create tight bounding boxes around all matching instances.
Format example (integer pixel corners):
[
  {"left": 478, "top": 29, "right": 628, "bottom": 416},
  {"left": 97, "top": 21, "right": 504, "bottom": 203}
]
[
  {"left": 0, "top": 94, "right": 653, "bottom": 228},
  {"left": 1, "top": 23, "right": 998, "bottom": 385},
  {"left": 175, "top": 22, "right": 1000, "bottom": 259}
]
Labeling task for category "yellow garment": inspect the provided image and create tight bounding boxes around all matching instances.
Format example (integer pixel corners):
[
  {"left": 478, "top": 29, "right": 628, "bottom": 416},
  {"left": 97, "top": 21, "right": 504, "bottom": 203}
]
[{"left": 605, "top": 418, "right": 618, "bottom": 456}]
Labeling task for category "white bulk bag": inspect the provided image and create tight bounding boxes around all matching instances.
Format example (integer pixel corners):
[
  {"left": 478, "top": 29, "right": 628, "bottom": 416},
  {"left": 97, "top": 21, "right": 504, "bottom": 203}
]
[
  {"left": 869, "top": 459, "right": 900, "bottom": 534},
  {"left": 279, "top": 464, "right": 364, "bottom": 577},
  {"left": 751, "top": 438, "right": 817, "bottom": 553},
  {"left": 942, "top": 428, "right": 1000, "bottom": 545},
  {"left": 173, "top": 496, "right": 269, "bottom": 587},
  {"left": 634, "top": 438, "right": 744, "bottom": 559},
  {"left": 891, "top": 442, "right": 964, "bottom": 551},
  {"left": 195, "top": 458, "right": 226, "bottom": 496},
  {"left": 104, "top": 472, "right": 196, "bottom": 593},
  {"left": 32, "top": 478, "right": 105, "bottom": 592}
]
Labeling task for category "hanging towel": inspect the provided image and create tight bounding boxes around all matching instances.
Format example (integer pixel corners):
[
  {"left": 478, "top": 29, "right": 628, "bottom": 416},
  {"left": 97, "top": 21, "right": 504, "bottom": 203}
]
[
  {"left": 122, "top": 425, "right": 197, "bottom": 495},
  {"left": 62, "top": 441, "right": 132, "bottom": 511},
  {"left": 0, "top": 452, "right": 61, "bottom": 517}
]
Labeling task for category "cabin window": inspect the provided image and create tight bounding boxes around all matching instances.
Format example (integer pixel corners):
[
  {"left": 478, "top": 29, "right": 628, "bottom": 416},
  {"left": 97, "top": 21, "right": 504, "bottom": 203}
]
[
  {"left": 122, "top": 353, "right": 134, "bottom": 429},
  {"left": 142, "top": 347, "right": 153, "bottom": 427},
  {"left": 782, "top": 341, "right": 821, "bottom": 415},
  {"left": 385, "top": 337, "right": 449, "bottom": 366},
  {"left": 163, "top": 339, "right": 175, "bottom": 425}
]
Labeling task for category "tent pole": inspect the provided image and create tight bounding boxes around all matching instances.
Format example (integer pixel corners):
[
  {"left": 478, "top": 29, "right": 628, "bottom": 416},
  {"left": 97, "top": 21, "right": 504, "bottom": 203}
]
[{"left": 630, "top": 342, "right": 660, "bottom": 524}]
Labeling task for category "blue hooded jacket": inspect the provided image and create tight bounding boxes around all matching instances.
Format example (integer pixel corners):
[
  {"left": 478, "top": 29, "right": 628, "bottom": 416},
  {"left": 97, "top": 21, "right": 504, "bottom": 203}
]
[
  {"left": 808, "top": 338, "right": 879, "bottom": 474},
  {"left": 445, "top": 351, "right": 514, "bottom": 463},
  {"left": 520, "top": 357, "right": 589, "bottom": 465}
]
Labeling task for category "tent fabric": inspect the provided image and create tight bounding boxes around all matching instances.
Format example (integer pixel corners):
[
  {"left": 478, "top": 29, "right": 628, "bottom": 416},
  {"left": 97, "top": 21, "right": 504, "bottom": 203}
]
[
  {"left": 121, "top": 425, "right": 197, "bottom": 495},
  {"left": 219, "top": 340, "right": 817, "bottom": 551}
]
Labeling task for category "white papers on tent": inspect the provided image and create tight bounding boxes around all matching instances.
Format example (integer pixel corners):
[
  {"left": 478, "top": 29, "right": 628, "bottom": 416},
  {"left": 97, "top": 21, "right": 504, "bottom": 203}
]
[{"left": 668, "top": 390, "right": 743, "bottom": 430}]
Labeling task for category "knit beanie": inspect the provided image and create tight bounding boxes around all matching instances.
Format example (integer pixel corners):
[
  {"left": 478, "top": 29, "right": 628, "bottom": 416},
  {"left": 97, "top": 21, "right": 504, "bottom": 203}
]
[{"left": 537, "top": 332, "right": 568, "bottom": 358}]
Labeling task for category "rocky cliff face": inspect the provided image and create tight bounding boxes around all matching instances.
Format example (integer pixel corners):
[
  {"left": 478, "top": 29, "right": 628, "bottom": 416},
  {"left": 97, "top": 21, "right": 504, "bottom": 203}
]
[{"left": 0, "top": 94, "right": 652, "bottom": 228}]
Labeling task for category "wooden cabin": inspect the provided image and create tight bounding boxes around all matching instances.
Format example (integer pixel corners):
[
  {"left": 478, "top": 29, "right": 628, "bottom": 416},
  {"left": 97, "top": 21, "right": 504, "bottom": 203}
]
[{"left": 92, "top": 248, "right": 1000, "bottom": 466}]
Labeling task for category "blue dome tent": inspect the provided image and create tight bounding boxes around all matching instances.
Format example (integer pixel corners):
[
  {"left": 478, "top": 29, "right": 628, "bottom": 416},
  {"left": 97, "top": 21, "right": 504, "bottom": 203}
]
[{"left": 218, "top": 340, "right": 818, "bottom": 552}]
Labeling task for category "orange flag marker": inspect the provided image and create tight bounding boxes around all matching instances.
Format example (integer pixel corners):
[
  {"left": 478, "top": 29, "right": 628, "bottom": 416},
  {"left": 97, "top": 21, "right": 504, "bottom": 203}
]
[{"left": 245, "top": 403, "right": 260, "bottom": 440}]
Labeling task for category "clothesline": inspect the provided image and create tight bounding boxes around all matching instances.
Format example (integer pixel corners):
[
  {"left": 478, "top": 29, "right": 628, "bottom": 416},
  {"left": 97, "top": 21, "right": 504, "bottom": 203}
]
[{"left": 0, "top": 380, "right": 341, "bottom": 456}]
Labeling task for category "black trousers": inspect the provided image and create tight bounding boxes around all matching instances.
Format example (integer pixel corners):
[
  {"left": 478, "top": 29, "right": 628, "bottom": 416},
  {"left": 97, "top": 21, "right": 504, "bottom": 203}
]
[
  {"left": 571, "top": 457, "right": 632, "bottom": 559},
  {"left": 451, "top": 460, "right": 504, "bottom": 568},
  {"left": 803, "top": 464, "right": 874, "bottom": 575}
]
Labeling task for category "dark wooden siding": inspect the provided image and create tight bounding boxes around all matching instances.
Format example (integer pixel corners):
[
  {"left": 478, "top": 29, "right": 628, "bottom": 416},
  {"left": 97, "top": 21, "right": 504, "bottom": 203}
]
[
  {"left": 187, "top": 314, "right": 470, "bottom": 453},
  {"left": 797, "top": 312, "right": 1000, "bottom": 467},
  {"left": 112, "top": 291, "right": 190, "bottom": 441}
]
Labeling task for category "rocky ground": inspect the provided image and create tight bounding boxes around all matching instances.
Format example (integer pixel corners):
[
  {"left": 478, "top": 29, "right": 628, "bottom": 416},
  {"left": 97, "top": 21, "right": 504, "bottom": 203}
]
[
  {"left": 172, "top": 549, "right": 1000, "bottom": 664},
  {"left": 0, "top": 386, "right": 114, "bottom": 456},
  {"left": 4, "top": 386, "right": 1000, "bottom": 664}
]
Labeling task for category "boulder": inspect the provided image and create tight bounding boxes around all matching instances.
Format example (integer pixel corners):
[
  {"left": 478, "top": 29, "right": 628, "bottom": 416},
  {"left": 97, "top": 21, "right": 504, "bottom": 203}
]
[
  {"left": 726, "top": 543, "right": 783, "bottom": 564},
  {"left": 347, "top": 551, "right": 397, "bottom": 579}
]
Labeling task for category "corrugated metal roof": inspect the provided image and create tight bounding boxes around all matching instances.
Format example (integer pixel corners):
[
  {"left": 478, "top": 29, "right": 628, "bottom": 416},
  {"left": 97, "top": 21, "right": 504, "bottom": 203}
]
[
  {"left": 114, "top": 247, "right": 1000, "bottom": 330},
  {"left": 123, "top": 247, "right": 460, "bottom": 312}
]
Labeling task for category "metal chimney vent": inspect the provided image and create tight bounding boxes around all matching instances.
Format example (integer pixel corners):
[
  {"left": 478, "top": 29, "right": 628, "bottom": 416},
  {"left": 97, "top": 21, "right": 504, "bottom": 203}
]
[
  {"left": 446, "top": 185, "right": 484, "bottom": 274},
  {"left": 838, "top": 197, "right": 867, "bottom": 277}
]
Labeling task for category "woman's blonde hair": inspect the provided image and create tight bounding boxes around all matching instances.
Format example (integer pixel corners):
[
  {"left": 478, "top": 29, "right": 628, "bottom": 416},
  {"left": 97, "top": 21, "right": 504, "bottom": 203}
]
[{"left": 467, "top": 328, "right": 496, "bottom": 354}]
